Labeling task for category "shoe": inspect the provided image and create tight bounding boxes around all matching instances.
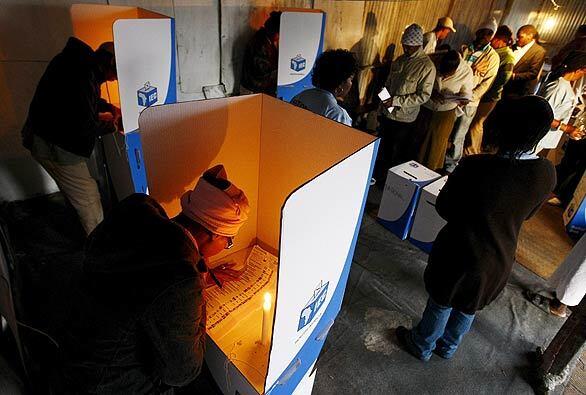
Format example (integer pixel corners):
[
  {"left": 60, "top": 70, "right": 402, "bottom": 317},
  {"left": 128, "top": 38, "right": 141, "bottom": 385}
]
[
  {"left": 395, "top": 326, "right": 429, "bottom": 362},
  {"left": 432, "top": 347, "right": 452, "bottom": 360},
  {"left": 523, "top": 290, "right": 568, "bottom": 318},
  {"left": 547, "top": 197, "right": 562, "bottom": 206}
]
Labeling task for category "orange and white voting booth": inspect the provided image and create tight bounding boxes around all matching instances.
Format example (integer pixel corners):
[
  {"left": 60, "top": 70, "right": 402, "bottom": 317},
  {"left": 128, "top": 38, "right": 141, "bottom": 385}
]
[
  {"left": 138, "top": 94, "right": 378, "bottom": 394},
  {"left": 71, "top": 4, "right": 176, "bottom": 199}
]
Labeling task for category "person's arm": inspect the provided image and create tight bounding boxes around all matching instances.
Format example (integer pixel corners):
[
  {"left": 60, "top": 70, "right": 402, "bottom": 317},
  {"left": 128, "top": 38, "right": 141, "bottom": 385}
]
[
  {"left": 472, "top": 55, "right": 500, "bottom": 102},
  {"left": 72, "top": 75, "right": 117, "bottom": 139},
  {"left": 435, "top": 161, "right": 465, "bottom": 221},
  {"left": 141, "top": 276, "right": 206, "bottom": 387},
  {"left": 489, "top": 61, "right": 514, "bottom": 96},
  {"left": 390, "top": 63, "right": 436, "bottom": 108},
  {"left": 512, "top": 49, "right": 545, "bottom": 81}
]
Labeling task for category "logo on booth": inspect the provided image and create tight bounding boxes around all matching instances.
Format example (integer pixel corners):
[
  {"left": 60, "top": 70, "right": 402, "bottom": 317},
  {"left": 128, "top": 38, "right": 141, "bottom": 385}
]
[
  {"left": 290, "top": 54, "right": 306, "bottom": 72},
  {"left": 137, "top": 82, "right": 158, "bottom": 107},
  {"left": 298, "top": 281, "right": 329, "bottom": 331}
]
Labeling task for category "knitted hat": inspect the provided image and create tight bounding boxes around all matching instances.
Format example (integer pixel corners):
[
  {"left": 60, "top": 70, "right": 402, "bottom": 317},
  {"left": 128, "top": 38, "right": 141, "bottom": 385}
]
[{"left": 402, "top": 24, "right": 424, "bottom": 46}]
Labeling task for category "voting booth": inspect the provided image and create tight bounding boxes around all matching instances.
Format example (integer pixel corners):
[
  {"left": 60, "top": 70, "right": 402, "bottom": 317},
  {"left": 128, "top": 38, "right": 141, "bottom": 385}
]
[
  {"left": 564, "top": 170, "right": 586, "bottom": 237},
  {"left": 377, "top": 161, "right": 440, "bottom": 240},
  {"left": 409, "top": 176, "right": 448, "bottom": 253},
  {"left": 71, "top": 4, "right": 176, "bottom": 198},
  {"left": 137, "top": 94, "right": 378, "bottom": 394},
  {"left": 276, "top": 10, "right": 326, "bottom": 102}
]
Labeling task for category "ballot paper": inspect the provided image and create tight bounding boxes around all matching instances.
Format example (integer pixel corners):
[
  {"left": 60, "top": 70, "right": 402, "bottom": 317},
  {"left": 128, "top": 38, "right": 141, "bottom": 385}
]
[
  {"left": 204, "top": 245, "right": 278, "bottom": 332},
  {"left": 378, "top": 87, "right": 391, "bottom": 102}
]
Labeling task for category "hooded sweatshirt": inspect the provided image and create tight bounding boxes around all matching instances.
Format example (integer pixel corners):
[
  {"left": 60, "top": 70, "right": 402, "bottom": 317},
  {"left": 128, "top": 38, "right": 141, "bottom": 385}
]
[{"left": 59, "top": 193, "right": 205, "bottom": 394}]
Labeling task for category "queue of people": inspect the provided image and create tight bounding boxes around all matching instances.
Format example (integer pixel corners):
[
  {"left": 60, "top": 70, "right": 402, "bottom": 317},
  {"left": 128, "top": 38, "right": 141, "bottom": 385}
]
[{"left": 287, "top": 18, "right": 586, "bottom": 364}]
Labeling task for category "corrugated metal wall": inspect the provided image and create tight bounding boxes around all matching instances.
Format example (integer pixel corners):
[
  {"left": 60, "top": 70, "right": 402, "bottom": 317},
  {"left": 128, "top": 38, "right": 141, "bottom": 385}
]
[{"left": 535, "top": 0, "right": 586, "bottom": 51}]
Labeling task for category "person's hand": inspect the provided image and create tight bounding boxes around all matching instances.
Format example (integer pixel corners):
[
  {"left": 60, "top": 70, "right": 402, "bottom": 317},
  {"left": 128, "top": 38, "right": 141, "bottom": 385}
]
[
  {"left": 432, "top": 91, "right": 445, "bottom": 104},
  {"left": 473, "top": 62, "right": 489, "bottom": 76},
  {"left": 210, "top": 261, "right": 245, "bottom": 282},
  {"left": 99, "top": 112, "right": 114, "bottom": 122},
  {"left": 382, "top": 96, "right": 394, "bottom": 108},
  {"left": 566, "top": 125, "right": 586, "bottom": 140}
]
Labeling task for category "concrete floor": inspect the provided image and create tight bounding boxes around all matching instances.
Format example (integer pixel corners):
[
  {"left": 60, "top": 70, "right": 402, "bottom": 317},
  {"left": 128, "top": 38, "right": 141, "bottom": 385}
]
[{"left": 1, "top": 190, "right": 583, "bottom": 394}]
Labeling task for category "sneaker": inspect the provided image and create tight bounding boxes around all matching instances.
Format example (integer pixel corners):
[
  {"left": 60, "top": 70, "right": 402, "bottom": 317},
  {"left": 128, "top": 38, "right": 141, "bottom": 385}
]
[{"left": 395, "top": 326, "right": 429, "bottom": 362}]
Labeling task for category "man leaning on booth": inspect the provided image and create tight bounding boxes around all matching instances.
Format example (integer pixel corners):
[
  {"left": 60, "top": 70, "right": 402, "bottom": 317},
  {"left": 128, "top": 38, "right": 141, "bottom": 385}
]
[
  {"left": 57, "top": 165, "right": 249, "bottom": 394},
  {"left": 21, "top": 37, "right": 121, "bottom": 235}
]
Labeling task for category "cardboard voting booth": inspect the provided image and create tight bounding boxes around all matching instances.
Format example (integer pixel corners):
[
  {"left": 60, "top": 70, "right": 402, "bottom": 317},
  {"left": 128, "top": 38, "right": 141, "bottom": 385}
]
[
  {"left": 409, "top": 176, "right": 448, "bottom": 253},
  {"left": 564, "top": 170, "right": 586, "bottom": 237},
  {"left": 377, "top": 161, "right": 440, "bottom": 240},
  {"left": 137, "top": 94, "right": 378, "bottom": 394},
  {"left": 277, "top": 10, "right": 326, "bottom": 102},
  {"left": 71, "top": 4, "right": 176, "bottom": 198}
]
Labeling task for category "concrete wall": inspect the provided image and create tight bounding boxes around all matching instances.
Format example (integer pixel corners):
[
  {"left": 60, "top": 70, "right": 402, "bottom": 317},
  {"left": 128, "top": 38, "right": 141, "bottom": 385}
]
[{"left": 1, "top": 0, "right": 584, "bottom": 201}]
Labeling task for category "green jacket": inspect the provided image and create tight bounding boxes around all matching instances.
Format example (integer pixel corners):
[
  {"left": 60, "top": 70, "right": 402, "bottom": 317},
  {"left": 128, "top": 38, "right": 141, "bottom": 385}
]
[{"left": 482, "top": 46, "right": 515, "bottom": 103}]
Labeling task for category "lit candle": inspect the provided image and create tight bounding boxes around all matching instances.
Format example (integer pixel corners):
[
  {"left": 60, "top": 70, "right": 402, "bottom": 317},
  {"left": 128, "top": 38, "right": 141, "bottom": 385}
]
[{"left": 261, "top": 292, "right": 272, "bottom": 346}]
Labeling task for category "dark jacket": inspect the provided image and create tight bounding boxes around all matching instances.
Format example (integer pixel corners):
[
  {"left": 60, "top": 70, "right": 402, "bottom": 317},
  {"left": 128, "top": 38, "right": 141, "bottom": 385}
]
[
  {"left": 60, "top": 193, "right": 206, "bottom": 394},
  {"left": 240, "top": 28, "right": 278, "bottom": 95},
  {"left": 22, "top": 37, "right": 116, "bottom": 158},
  {"left": 424, "top": 155, "right": 555, "bottom": 314},
  {"left": 504, "top": 42, "right": 546, "bottom": 97}
]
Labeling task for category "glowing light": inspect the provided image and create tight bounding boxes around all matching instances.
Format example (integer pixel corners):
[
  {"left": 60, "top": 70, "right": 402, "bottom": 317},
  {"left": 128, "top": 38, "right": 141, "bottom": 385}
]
[
  {"left": 261, "top": 292, "right": 272, "bottom": 346},
  {"left": 263, "top": 292, "right": 272, "bottom": 311},
  {"left": 543, "top": 16, "right": 557, "bottom": 32}
]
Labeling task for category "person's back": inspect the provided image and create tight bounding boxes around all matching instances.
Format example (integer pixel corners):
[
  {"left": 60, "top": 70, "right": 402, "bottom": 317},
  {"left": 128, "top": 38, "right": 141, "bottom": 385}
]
[
  {"left": 59, "top": 193, "right": 205, "bottom": 394},
  {"left": 429, "top": 155, "right": 555, "bottom": 306},
  {"left": 291, "top": 88, "right": 352, "bottom": 126},
  {"left": 24, "top": 37, "right": 114, "bottom": 158}
]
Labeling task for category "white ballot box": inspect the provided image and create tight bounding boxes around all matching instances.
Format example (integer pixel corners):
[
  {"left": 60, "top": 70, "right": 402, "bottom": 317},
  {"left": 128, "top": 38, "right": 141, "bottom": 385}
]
[
  {"left": 71, "top": 4, "right": 176, "bottom": 198},
  {"left": 409, "top": 176, "right": 448, "bottom": 253},
  {"left": 138, "top": 94, "right": 379, "bottom": 394},
  {"left": 377, "top": 161, "right": 440, "bottom": 240}
]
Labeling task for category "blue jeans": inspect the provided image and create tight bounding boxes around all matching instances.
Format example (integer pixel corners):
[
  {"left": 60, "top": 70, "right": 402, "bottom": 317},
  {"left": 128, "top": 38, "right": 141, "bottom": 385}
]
[
  {"left": 410, "top": 298, "right": 475, "bottom": 361},
  {"left": 444, "top": 106, "right": 478, "bottom": 172}
]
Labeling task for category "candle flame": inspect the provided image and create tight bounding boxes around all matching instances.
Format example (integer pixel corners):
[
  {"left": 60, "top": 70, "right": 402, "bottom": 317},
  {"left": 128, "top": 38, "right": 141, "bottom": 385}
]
[{"left": 263, "top": 292, "right": 271, "bottom": 311}]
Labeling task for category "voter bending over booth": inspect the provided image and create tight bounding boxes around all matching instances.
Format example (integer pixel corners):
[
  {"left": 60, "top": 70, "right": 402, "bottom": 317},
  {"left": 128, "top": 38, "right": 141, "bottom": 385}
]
[
  {"left": 291, "top": 49, "right": 358, "bottom": 127},
  {"left": 57, "top": 165, "right": 249, "bottom": 394},
  {"left": 395, "top": 96, "right": 556, "bottom": 362},
  {"left": 21, "top": 38, "right": 121, "bottom": 235}
]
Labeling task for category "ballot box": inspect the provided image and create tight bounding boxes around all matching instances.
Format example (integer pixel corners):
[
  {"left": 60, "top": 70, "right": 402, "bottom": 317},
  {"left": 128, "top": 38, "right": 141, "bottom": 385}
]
[
  {"left": 71, "top": 4, "right": 176, "bottom": 198},
  {"left": 277, "top": 11, "right": 326, "bottom": 102},
  {"left": 409, "top": 176, "right": 448, "bottom": 253},
  {"left": 138, "top": 94, "right": 378, "bottom": 394},
  {"left": 564, "top": 170, "right": 586, "bottom": 237},
  {"left": 377, "top": 161, "right": 440, "bottom": 240}
]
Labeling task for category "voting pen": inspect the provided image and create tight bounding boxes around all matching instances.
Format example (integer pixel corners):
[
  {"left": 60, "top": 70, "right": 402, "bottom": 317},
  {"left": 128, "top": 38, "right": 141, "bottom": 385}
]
[{"left": 209, "top": 269, "right": 223, "bottom": 288}]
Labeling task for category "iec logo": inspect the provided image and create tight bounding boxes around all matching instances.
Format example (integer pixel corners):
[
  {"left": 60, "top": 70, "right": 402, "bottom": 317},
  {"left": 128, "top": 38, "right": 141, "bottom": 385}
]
[
  {"left": 137, "top": 81, "right": 158, "bottom": 107},
  {"left": 298, "top": 281, "right": 329, "bottom": 331},
  {"left": 290, "top": 54, "right": 306, "bottom": 72}
]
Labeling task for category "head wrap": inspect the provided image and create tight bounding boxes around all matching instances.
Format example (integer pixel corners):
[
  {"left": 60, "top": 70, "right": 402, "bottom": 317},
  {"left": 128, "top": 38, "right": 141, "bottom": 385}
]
[
  {"left": 402, "top": 24, "right": 424, "bottom": 47},
  {"left": 180, "top": 165, "right": 250, "bottom": 237},
  {"left": 478, "top": 18, "right": 498, "bottom": 38}
]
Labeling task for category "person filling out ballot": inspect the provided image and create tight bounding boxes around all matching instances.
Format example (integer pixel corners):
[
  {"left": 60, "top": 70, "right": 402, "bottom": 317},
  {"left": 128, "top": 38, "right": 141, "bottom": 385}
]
[{"left": 57, "top": 165, "right": 249, "bottom": 394}]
